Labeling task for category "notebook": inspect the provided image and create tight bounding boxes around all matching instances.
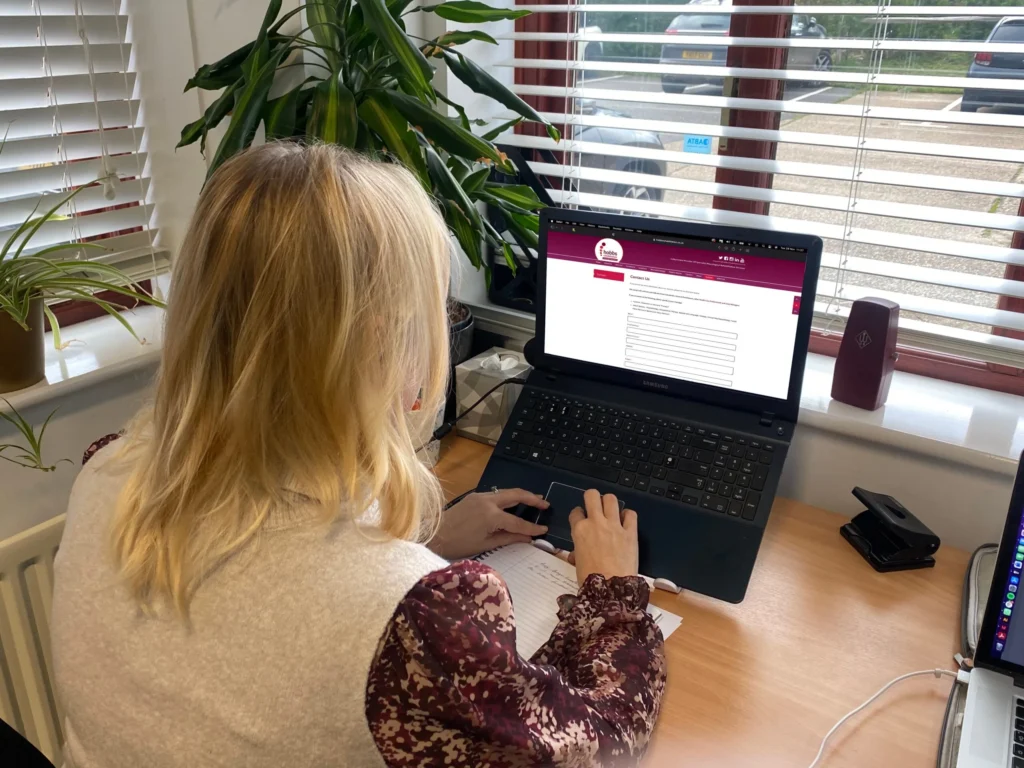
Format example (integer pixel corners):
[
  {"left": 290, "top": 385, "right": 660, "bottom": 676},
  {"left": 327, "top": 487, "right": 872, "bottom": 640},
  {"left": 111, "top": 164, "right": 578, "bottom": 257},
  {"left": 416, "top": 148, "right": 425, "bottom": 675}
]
[{"left": 476, "top": 543, "right": 683, "bottom": 658}]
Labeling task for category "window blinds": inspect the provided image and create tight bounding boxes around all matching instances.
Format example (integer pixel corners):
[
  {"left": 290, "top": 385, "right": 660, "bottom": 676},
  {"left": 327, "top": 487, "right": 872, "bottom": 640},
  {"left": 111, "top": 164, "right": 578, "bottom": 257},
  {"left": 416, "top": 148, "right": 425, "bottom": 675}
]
[
  {"left": 494, "top": 2, "right": 1024, "bottom": 367},
  {"left": 0, "top": 0, "right": 163, "bottom": 291}
]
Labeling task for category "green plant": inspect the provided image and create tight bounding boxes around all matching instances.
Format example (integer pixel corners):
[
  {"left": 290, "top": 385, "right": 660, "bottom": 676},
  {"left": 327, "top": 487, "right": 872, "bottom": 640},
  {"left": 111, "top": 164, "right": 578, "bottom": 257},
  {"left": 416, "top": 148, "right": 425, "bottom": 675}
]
[
  {"left": 179, "top": 0, "right": 557, "bottom": 279},
  {"left": 0, "top": 400, "right": 70, "bottom": 472},
  {"left": 0, "top": 132, "right": 166, "bottom": 348}
]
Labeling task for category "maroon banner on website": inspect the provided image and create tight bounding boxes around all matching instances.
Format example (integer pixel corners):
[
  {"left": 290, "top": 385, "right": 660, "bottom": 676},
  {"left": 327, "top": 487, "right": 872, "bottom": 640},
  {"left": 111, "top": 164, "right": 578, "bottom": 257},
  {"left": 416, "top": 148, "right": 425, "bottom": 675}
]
[{"left": 548, "top": 230, "right": 805, "bottom": 292}]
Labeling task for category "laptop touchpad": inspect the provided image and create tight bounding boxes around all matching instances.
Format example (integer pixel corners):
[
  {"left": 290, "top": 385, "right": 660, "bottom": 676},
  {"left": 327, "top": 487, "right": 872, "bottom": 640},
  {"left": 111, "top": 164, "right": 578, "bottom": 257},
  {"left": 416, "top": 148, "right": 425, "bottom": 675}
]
[{"left": 541, "top": 482, "right": 625, "bottom": 549}]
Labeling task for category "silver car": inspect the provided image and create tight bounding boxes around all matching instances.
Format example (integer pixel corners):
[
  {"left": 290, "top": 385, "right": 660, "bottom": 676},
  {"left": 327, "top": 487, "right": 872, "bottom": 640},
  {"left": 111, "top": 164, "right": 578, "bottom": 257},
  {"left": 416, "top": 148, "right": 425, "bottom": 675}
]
[
  {"left": 660, "top": 4, "right": 832, "bottom": 93},
  {"left": 962, "top": 17, "right": 1024, "bottom": 112}
]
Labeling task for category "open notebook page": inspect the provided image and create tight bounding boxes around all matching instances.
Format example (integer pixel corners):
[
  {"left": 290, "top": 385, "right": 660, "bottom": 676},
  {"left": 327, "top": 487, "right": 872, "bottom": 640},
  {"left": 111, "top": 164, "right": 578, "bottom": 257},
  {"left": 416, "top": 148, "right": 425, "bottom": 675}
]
[{"left": 477, "top": 543, "right": 682, "bottom": 659}]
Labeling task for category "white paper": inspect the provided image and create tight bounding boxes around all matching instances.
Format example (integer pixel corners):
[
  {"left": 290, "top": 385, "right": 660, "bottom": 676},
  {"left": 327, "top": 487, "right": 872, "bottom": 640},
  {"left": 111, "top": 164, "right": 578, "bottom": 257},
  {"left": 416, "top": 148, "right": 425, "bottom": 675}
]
[{"left": 477, "top": 543, "right": 682, "bottom": 659}]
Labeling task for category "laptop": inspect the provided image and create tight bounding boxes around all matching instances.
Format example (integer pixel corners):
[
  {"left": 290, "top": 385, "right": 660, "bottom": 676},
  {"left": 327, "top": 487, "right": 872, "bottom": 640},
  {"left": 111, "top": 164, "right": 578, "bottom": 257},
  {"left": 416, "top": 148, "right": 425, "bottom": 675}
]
[
  {"left": 477, "top": 209, "right": 822, "bottom": 603},
  {"left": 958, "top": 454, "right": 1024, "bottom": 768}
]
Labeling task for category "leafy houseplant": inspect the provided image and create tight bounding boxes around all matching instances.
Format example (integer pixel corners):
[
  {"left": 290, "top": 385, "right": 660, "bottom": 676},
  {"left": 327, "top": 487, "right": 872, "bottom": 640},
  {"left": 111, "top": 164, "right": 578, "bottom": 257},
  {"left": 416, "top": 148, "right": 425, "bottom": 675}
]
[
  {"left": 0, "top": 134, "right": 167, "bottom": 394},
  {"left": 0, "top": 400, "right": 70, "bottom": 472},
  {"left": 178, "top": 0, "right": 557, "bottom": 280}
]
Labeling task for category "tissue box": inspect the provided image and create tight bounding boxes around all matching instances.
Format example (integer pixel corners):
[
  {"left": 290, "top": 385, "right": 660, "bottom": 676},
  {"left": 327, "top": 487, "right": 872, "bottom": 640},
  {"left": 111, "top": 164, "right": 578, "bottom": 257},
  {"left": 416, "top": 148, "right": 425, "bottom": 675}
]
[{"left": 455, "top": 347, "right": 531, "bottom": 445}]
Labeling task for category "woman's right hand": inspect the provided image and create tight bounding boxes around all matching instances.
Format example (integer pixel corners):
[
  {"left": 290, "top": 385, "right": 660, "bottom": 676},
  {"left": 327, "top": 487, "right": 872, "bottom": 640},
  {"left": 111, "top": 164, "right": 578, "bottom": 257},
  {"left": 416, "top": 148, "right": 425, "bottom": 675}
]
[{"left": 568, "top": 489, "right": 639, "bottom": 585}]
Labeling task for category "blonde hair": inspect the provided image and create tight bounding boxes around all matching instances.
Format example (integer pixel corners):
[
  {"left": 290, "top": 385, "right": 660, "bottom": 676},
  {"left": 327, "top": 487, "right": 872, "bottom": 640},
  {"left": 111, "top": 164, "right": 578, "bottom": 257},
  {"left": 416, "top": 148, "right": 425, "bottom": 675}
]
[{"left": 111, "top": 142, "right": 451, "bottom": 616}]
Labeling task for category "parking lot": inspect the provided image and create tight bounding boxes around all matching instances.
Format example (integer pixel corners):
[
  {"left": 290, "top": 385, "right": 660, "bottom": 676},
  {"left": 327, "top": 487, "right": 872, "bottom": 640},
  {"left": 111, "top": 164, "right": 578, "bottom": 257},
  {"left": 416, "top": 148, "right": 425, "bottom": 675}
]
[{"left": 579, "top": 74, "right": 1024, "bottom": 329}]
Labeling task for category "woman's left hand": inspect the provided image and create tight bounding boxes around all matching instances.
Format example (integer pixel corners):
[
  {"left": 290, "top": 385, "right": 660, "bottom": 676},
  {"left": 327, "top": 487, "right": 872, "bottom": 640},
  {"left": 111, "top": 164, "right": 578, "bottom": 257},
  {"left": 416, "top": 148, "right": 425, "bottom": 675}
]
[{"left": 428, "top": 489, "right": 550, "bottom": 560}]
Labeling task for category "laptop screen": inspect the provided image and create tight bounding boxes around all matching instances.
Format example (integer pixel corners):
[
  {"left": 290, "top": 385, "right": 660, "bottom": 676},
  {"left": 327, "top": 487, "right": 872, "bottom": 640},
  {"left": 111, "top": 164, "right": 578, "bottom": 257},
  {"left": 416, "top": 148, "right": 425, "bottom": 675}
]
[
  {"left": 543, "top": 218, "right": 810, "bottom": 401},
  {"left": 989, "top": 500, "right": 1024, "bottom": 664}
]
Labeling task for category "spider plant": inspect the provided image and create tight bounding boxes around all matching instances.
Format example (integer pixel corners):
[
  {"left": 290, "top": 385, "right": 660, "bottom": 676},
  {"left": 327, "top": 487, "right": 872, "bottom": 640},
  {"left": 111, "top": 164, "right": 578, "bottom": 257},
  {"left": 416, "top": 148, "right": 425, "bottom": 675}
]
[
  {"left": 0, "top": 182, "right": 166, "bottom": 351},
  {"left": 179, "top": 0, "right": 555, "bottom": 280},
  {"left": 0, "top": 399, "right": 70, "bottom": 472}
]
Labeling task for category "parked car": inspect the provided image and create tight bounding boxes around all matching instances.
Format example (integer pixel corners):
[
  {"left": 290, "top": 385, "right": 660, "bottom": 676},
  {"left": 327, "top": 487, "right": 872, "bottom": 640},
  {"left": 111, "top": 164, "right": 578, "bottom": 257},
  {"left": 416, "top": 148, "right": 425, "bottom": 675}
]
[
  {"left": 577, "top": 103, "right": 667, "bottom": 206},
  {"left": 659, "top": 0, "right": 832, "bottom": 93},
  {"left": 962, "top": 17, "right": 1024, "bottom": 112}
]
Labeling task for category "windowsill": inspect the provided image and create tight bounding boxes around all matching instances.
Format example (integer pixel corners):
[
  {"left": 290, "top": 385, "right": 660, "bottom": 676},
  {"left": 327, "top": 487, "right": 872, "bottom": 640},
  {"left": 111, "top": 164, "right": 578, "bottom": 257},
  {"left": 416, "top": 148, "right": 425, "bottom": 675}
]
[
  {"left": 5, "top": 301, "right": 1022, "bottom": 478},
  {"left": 2, "top": 305, "right": 165, "bottom": 412},
  {"left": 468, "top": 301, "right": 1024, "bottom": 478}
]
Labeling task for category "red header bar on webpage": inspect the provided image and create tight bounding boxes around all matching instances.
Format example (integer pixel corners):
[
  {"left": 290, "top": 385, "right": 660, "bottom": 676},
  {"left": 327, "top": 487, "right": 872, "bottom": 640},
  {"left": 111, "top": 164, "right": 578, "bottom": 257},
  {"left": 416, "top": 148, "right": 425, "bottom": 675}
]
[{"left": 594, "top": 269, "right": 625, "bottom": 282}]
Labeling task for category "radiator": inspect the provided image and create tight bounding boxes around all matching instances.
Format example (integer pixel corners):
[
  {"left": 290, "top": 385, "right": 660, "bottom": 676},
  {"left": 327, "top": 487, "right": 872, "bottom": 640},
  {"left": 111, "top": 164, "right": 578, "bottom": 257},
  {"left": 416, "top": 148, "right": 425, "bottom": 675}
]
[{"left": 0, "top": 515, "right": 65, "bottom": 765}]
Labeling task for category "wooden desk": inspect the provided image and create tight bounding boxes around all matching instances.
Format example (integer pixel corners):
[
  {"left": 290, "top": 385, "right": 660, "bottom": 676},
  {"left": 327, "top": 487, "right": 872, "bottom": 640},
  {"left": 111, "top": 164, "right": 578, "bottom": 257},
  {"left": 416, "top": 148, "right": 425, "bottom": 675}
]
[{"left": 435, "top": 437, "right": 970, "bottom": 768}]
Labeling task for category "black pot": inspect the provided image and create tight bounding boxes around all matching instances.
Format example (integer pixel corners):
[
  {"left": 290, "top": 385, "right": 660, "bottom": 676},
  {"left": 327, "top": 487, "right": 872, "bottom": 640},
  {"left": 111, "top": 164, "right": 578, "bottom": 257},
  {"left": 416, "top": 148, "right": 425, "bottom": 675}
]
[
  {"left": 446, "top": 302, "right": 474, "bottom": 420},
  {"left": 0, "top": 299, "right": 45, "bottom": 394}
]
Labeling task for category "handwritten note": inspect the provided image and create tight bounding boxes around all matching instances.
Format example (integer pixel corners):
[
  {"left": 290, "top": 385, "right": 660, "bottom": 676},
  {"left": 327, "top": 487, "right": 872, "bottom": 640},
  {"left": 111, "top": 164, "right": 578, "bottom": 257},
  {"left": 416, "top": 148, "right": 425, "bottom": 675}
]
[{"left": 477, "top": 543, "right": 682, "bottom": 658}]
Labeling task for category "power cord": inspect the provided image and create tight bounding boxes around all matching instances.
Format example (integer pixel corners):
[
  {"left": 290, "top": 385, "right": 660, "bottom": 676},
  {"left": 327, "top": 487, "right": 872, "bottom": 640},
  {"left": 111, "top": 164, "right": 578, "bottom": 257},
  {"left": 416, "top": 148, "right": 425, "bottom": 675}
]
[
  {"left": 807, "top": 666, "right": 968, "bottom": 768},
  {"left": 416, "top": 376, "right": 529, "bottom": 453}
]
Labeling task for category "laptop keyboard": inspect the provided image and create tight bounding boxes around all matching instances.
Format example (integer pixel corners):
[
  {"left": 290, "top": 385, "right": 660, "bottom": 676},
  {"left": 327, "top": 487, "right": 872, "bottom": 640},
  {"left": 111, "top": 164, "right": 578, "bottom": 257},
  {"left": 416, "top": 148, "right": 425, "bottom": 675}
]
[
  {"left": 1014, "top": 698, "right": 1024, "bottom": 765},
  {"left": 500, "top": 390, "right": 779, "bottom": 520}
]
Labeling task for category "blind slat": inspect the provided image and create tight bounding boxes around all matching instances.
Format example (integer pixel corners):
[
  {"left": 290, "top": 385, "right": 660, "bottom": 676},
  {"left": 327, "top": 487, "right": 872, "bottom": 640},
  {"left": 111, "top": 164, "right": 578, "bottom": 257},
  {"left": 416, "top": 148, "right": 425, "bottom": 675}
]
[
  {"left": 543, "top": 188, "right": 1024, "bottom": 267},
  {"left": 0, "top": 0, "right": 115, "bottom": 14},
  {"left": 818, "top": 280, "right": 1024, "bottom": 332},
  {"left": 0, "top": 103, "right": 140, "bottom": 145},
  {"left": 0, "top": 15, "right": 127, "bottom": 47},
  {"left": 503, "top": 59, "right": 1024, "bottom": 93},
  {"left": 504, "top": 110, "right": 1024, "bottom": 164},
  {"left": 530, "top": 162, "right": 1024, "bottom": 232},
  {"left": 497, "top": 133, "right": 1024, "bottom": 198},
  {"left": 0, "top": 153, "right": 147, "bottom": 203},
  {"left": 513, "top": 84, "right": 1024, "bottom": 129},
  {"left": 0, "top": 42, "right": 127, "bottom": 79},
  {"left": 511, "top": 5, "right": 1024, "bottom": 17},
  {"left": 0, "top": 178, "right": 149, "bottom": 232},
  {"left": 1, "top": 204, "right": 153, "bottom": 253},
  {"left": 502, "top": 31, "right": 1024, "bottom": 54},
  {"left": 820, "top": 254, "right": 1024, "bottom": 300},
  {"left": 0, "top": 72, "right": 135, "bottom": 111}
]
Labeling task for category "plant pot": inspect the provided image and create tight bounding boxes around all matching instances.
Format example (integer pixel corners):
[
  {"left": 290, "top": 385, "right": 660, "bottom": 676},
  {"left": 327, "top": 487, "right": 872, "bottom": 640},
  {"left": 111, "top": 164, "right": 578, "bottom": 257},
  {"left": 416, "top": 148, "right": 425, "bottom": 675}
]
[
  {"left": 449, "top": 300, "right": 475, "bottom": 367},
  {"left": 446, "top": 301, "right": 475, "bottom": 422},
  {"left": 0, "top": 299, "right": 45, "bottom": 395}
]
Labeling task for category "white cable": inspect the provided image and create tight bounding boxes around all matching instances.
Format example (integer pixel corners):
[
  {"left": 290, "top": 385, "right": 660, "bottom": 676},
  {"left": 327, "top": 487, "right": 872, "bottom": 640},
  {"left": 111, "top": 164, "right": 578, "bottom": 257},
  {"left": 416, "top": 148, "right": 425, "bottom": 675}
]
[{"left": 807, "top": 668, "right": 958, "bottom": 768}]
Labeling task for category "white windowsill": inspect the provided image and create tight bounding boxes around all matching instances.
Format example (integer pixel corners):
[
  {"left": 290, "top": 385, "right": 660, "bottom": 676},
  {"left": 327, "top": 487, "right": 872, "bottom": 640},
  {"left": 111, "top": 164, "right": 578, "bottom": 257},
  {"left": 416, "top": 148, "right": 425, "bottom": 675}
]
[
  {"left": 468, "top": 301, "right": 1024, "bottom": 478},
  {"left": 4, "top": 302, "right": 1022, "bottom": 478},
  {"left": 3, "top": 305, "right": 165, "bottom": 412}
]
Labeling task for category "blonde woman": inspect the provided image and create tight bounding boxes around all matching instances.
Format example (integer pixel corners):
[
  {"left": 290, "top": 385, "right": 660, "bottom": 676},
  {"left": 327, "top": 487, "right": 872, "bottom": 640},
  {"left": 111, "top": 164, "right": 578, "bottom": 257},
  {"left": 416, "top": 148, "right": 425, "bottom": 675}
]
[{"left": 51, "top": 143, "right": 666, "bottom": 768}]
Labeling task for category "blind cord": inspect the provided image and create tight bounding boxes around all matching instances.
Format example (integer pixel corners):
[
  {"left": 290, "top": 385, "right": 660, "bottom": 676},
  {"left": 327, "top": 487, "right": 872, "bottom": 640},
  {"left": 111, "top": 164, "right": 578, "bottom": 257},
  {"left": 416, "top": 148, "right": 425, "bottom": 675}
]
[{"left": 74, "top": 0, "right": 116, "bottom": 200}]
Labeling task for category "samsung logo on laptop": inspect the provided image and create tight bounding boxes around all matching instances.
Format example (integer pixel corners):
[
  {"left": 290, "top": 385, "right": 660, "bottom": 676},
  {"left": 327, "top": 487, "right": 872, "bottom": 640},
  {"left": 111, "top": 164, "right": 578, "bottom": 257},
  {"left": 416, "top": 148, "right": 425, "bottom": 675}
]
[{"left": 642, "top": 380, "right": 669, "bottom": 390}]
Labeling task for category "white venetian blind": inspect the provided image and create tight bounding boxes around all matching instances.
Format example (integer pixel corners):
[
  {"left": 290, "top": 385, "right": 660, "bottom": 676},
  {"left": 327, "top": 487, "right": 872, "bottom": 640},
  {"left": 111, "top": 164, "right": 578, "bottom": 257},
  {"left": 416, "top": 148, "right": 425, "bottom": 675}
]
[
  {"left": 493, "top": 1, "right": 1024, "bottom": 367},
  {"left": 0, "top": 0, "right": 163, "bottom": 288}
]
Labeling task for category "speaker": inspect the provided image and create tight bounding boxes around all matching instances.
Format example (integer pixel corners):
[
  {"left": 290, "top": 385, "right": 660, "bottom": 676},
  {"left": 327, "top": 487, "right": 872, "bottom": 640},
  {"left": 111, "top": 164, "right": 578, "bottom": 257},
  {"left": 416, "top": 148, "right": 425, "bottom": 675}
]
[{"left": 831, "top": 298, "right": 900, "bottom": 411}]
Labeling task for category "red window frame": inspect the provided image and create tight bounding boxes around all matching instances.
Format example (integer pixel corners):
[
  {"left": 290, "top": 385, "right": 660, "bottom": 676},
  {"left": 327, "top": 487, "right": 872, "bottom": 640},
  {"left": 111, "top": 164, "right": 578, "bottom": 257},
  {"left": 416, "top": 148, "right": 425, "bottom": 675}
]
[{"left": 514, "top": 0, "right": 1024, "bottom": 395}]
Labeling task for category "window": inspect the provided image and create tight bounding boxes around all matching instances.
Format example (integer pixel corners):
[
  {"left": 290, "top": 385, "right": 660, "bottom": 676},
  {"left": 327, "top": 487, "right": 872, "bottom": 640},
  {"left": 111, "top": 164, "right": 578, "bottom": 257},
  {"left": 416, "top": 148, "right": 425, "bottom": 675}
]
[
  {"left": 498, "top": 1, "right": 1024, "bottom": 392},
  {"left": 1, "top": 0, "right": 163, "bottom": 325}
]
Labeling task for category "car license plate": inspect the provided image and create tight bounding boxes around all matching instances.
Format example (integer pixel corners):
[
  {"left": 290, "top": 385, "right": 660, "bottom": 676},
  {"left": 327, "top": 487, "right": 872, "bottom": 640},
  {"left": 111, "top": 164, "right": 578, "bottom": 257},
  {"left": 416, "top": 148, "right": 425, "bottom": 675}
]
[{"left": 682, "top": 51, "right": 713, "bottom": 60}]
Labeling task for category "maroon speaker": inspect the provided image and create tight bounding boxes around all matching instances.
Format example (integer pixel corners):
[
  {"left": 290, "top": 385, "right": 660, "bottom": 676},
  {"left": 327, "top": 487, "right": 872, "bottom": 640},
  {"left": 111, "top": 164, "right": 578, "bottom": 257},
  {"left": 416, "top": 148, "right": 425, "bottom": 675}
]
[{"left": 831, "top": 298, "right": 900, "bottom": 411}]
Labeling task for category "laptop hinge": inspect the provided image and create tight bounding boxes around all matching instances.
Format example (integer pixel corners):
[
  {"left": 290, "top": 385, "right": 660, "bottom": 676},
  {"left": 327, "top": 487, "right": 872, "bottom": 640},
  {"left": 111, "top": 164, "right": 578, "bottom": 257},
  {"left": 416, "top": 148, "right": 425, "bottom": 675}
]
[{"left": 759, "top": 411, "right": 775, "bottom": 428}]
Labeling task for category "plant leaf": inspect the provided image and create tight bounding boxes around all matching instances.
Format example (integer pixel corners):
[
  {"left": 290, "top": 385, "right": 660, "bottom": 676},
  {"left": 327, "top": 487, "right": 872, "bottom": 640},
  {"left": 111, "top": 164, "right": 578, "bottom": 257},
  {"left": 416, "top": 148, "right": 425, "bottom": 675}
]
[
  {"left": 423, "top": 142, "right": 482, "bottom": 234},
  {"left": 305, "top": 1, "right": 341, "bottom": 69},
  {"left": 481, "top": 116, "right": 522, "bottom": 141},
  {"left": 357, "top": 93, "right": 428, "bottom": 185},
  {"left": 356, "top": 0, "right": 434, "bottom": 100},
  {"left": 207, "top": 41, "right": 285, "bottom": 177},
  {"left": 433, "top": 30, "right": 498, "bottom": 47},
  {"left": 177, "top": 81, "right": 241, "bottom": 151},
  {"left": 263, "top": 84, "right": 308, "bottom": 140},
  {"left": 423, "top": 1, "right": 531, "bottom": 23},
  {"left": 309, "top": 76, "right": 358, "bottom": 147},
  {"left": 461, "top": 167, "right": 490, "bottom": 194},
  {"left": 482, "top": 182, "right": 546, "bottom": 211},
  {"left": 185, "top": 41, "right": 255, "bottom": 92},
  {"left": 43, "top": 304, "right": 63, "bottom": 351},
  {"left": 501, "top": 208, "right": 540, "bottom": 249},
  {"left": 443, "top": 201, "right": 482, "bottom": 269},
  {"left": 443, "top": 50, "right": 560, "bottom": 142},
  {"left": 386, "top": 91, "right": 511, "bottom": 172}
]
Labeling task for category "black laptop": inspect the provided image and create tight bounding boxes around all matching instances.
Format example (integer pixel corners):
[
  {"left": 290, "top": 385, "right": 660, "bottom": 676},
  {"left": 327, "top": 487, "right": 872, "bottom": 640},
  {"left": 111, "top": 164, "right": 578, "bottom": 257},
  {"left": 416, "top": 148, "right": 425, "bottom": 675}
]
[{"left": 477, "top": 209, "right": 822, "bottom": 603}]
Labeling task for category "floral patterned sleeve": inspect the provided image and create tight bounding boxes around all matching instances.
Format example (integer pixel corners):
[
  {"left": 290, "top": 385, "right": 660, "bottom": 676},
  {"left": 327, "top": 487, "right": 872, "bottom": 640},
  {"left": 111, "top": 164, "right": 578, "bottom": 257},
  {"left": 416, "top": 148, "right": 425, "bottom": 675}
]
[{"left": 365, "top": 559, "right": 666, "bottom": 767}]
